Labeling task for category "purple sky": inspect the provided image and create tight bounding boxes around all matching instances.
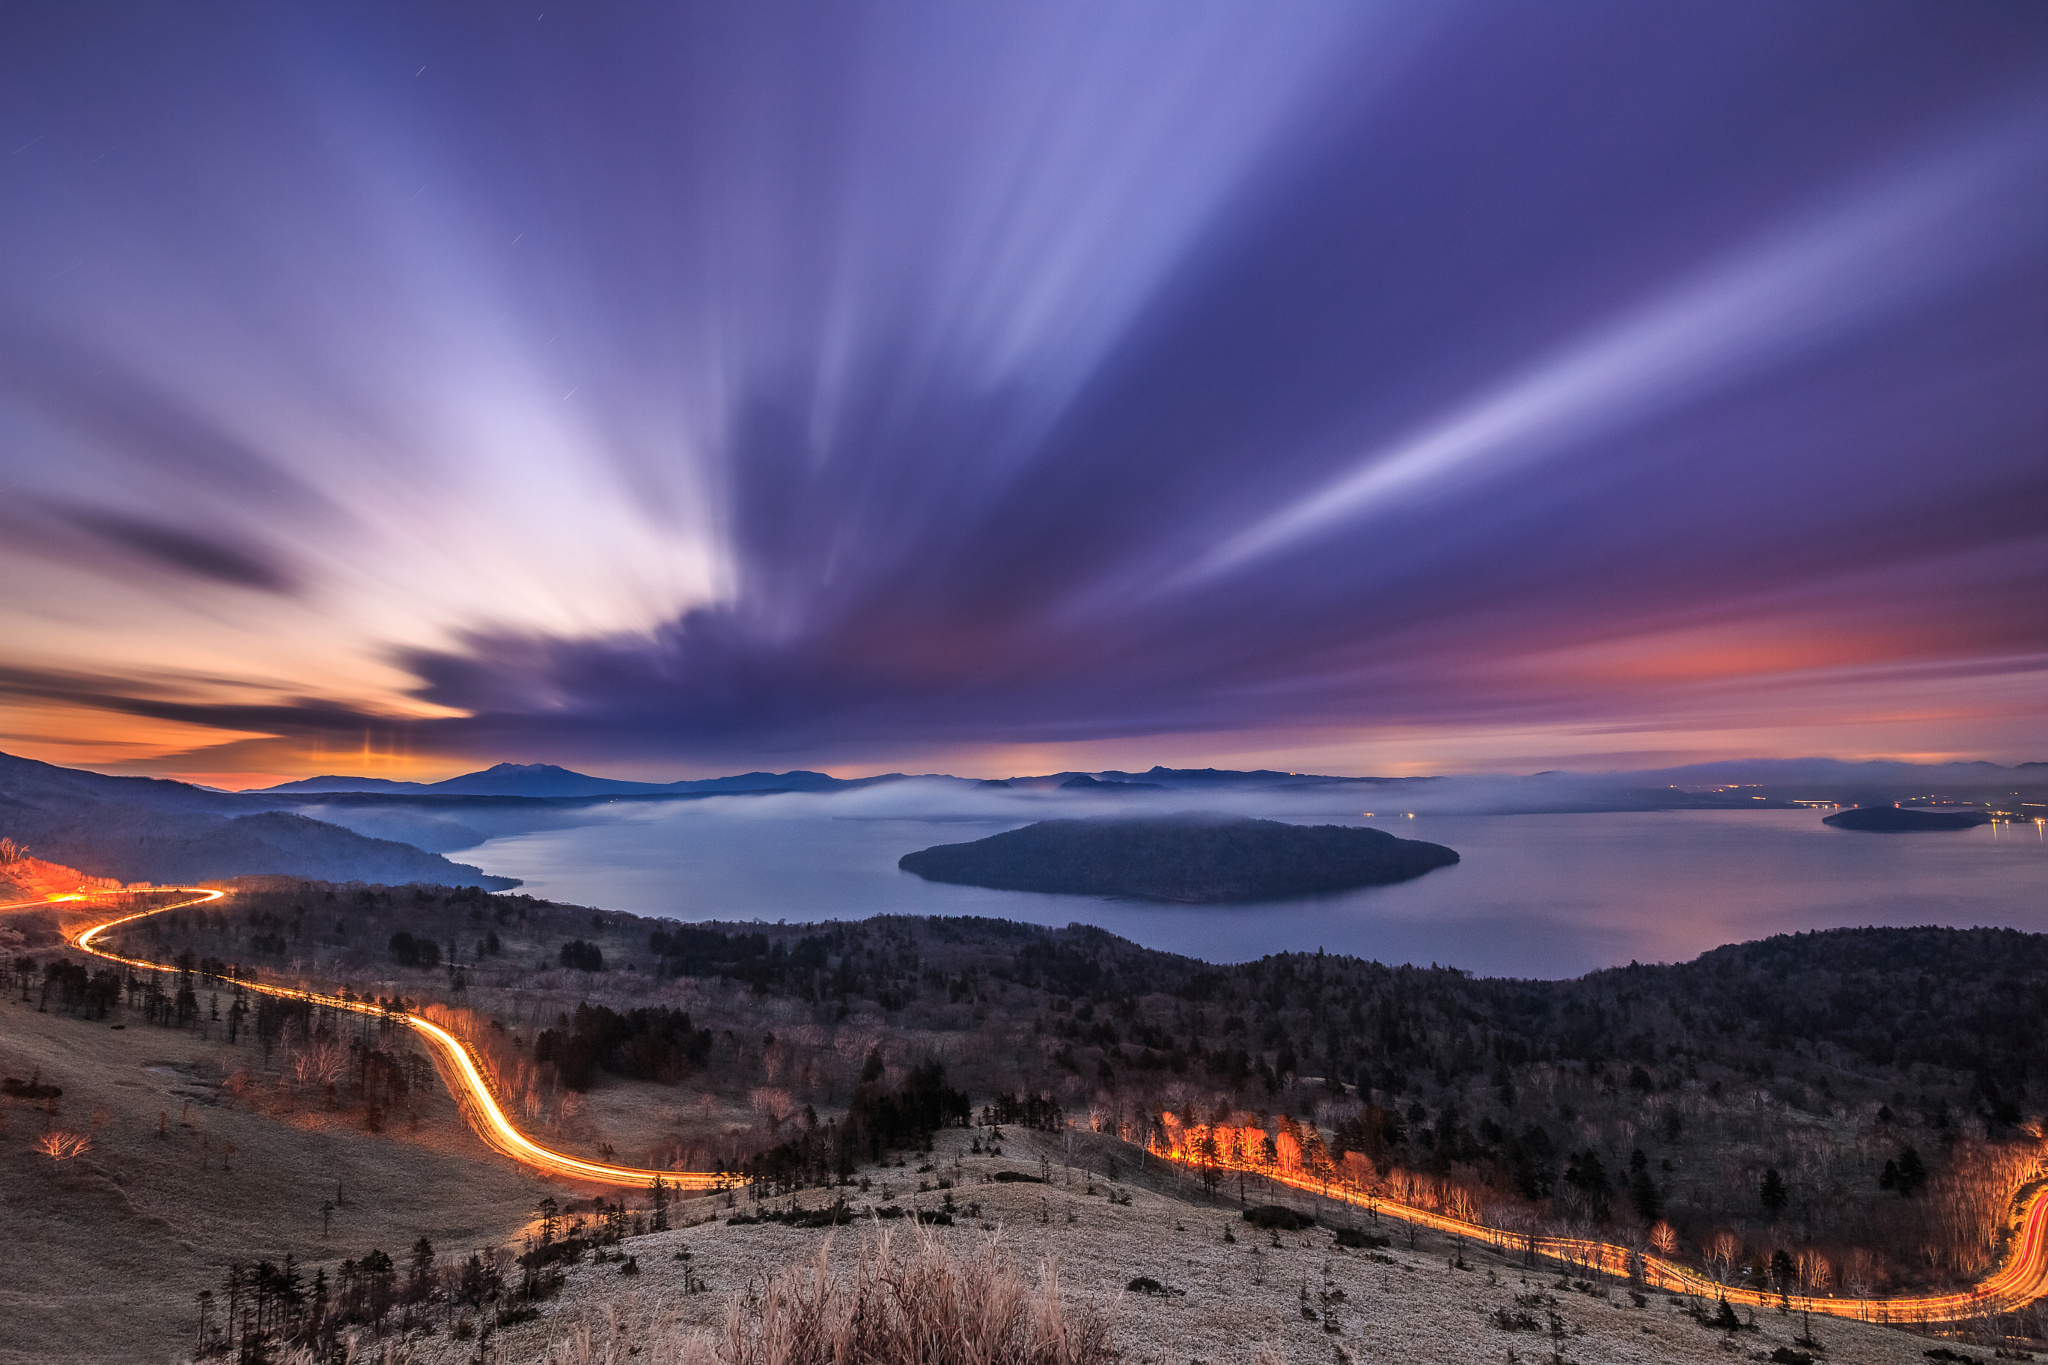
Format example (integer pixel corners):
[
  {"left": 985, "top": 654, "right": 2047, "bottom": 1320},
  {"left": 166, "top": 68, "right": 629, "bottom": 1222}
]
[{"left": 1, "top": 2, "right": 2043, "bottom": 785}]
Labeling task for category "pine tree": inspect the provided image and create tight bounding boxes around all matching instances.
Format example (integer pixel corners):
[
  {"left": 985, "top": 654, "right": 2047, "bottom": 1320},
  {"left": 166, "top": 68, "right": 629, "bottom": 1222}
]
[
  {"left": 407, "top": 1237, "right": 436, "bottom": 1305},
  {"left": 647, "top": 1170, "right": 671, "bottom": 1236},
  {"left": 1760, "top": 1167, "right": 1788, "bottom": 1216},
  {"left": 538, "top": 1196, "right": 560, "bottom": 1247},
  {"left": 1628, "top": 1164, "right": 1662, "bottom": 1222},
  {"left": 1897, "top": 1146, "right": 1927, "bottom": 1196},
  {"left": 224, "top": 1262, "right": 245, "bottom": 1353}
]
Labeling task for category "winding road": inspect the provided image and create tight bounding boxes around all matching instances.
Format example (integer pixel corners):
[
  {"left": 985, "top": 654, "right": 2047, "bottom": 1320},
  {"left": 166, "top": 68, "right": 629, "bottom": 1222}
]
[
  {"left": 1229, "top": 1156, "right": 2048, "bottom": 1325},
  {"left": 45, "top": 884, "right": 726, "bottom": 1192},
  {"left": 17, "top": 882, "right": 2046, "bottom": 1323}
]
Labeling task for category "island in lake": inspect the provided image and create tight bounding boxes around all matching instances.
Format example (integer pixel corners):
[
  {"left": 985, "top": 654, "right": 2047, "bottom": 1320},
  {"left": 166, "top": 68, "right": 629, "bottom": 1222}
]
[
  {"left": 1823, "top": 805, "right": 1990, "bottom": 832},
  {"left": 898, "top": 813, "right": 1459, "bottom": 903}
]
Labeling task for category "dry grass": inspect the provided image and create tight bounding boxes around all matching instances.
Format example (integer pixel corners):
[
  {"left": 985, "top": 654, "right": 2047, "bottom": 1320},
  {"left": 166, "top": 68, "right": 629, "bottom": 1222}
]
[
  {"left": 561, "top": 1227, "right": 1114, "bottom": 1365},
  {"left": 0, "top": 1004, "right": 2030, "bottom": 1365},
  {"left": 258, "top": 1223, "right": 1108, "bottom": 1365},
  {"left": 0, "top": 987, "right": 642, "bottom": 1365},
  {"left": 719, "top": 1227, "right": 1111, "bottom": 1365}
]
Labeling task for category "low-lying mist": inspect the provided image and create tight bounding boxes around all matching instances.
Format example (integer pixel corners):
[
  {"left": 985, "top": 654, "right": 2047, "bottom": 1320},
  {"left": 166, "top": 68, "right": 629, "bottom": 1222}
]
[{"left": 295, "top": 755, "right": 2041, "bottom": 856}]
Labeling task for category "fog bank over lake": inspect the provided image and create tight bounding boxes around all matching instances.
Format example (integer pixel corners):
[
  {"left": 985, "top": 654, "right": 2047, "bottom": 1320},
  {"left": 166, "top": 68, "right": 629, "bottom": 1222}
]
[{"left": 459, "top": 790, "right": 2048, "bottom": 978}]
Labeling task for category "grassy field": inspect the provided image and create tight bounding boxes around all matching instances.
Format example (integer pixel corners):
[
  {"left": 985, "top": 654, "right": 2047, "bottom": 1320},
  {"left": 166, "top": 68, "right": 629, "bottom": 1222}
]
[
  {"left": 0, "top": 988, "right": 556, "bottom": 1365},
  {"left": 0, "top": 981, "right": 2025, "bottom": 1365},
  {"left": 6, "top": 876, "right": 2040, "bottom": 1363}
]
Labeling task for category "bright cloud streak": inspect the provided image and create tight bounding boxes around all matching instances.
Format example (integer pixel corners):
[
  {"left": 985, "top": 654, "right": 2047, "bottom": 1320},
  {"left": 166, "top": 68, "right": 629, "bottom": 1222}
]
[{"left": 1179, "top": 122, "right": 2037, "bottom": 585}]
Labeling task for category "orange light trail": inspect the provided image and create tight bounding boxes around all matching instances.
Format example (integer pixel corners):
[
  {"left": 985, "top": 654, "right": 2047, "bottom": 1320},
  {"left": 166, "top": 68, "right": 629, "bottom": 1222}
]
[
  {"left": 59, "top": 885, "right": 729, "bottom": 1193},
  {"left": 1154, "top": 1131, "right": 2048, "bottom": 1323}
]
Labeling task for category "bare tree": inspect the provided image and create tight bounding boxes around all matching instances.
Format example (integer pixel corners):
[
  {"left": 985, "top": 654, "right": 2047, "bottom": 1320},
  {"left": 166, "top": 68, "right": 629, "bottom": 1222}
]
[
  {"left": 1705, "top": 1230, "right": 1741, "bottom": 1286},
  {"left": 34, "top": 1130, "right": 92, "bottom": 1162}
]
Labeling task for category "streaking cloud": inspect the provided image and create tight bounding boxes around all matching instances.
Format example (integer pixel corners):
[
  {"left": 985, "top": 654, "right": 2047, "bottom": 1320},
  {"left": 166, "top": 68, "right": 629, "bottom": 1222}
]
[
  {"left": 0, "top": 2, "right": 2041, "bottom": 781},
  {"left": 1176, "top": 119, "right": 2041, "bottom": 587}
]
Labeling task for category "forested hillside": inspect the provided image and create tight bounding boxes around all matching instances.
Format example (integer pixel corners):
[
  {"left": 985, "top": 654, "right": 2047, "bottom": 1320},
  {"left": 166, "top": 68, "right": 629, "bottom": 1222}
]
[{"left": 80, "top": 878, "right": 2046, "bottom": 1301}]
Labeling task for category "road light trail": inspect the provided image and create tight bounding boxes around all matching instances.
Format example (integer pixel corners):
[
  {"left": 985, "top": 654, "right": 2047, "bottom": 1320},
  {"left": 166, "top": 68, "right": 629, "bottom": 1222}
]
[
  {"left": 1154, "top": 1132, "right": 2048, "bottom": 1323},
  {"left": 61, "top": 885, "right": 729, "bottom": 1193},
  {"left": 42, "top": 885, "right": 2045, "bottom": 1320}
]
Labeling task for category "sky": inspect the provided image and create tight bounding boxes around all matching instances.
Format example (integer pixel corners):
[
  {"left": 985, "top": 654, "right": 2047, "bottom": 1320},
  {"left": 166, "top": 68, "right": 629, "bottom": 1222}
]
[{"left": 1, "top": 1, "right": 2043, "bottom": 788}]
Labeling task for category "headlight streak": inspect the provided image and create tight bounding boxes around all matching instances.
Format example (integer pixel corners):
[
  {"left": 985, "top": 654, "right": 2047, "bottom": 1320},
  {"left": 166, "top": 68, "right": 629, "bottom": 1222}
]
[
  {"left": 1147, "top": 1121, "right": 2048, "bottom": 1323},
  {"left": 61, "top": 886, "right": 730, "bottom": 1192}
]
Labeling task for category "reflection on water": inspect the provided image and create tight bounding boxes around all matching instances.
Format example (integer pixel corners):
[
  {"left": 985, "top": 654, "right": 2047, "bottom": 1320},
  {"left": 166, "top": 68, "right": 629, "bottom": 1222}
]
[{"left": 470, "top": 807, "right": 2047, "bottom": 980}]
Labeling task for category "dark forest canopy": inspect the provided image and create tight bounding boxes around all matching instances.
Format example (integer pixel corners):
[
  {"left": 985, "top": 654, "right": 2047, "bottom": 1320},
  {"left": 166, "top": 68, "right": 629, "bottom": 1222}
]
[
  {"left": 642, "top": 914, "right": 2048, "bottom": 1104},
  {"left": 898, "top": 814, "right": 1459, "bottom": 902}
]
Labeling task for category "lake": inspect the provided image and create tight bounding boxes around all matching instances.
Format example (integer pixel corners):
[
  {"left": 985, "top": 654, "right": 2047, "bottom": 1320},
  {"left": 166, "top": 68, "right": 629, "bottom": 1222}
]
[{"left": 459, "top": 798, "right": 2048, "bottom": 979}]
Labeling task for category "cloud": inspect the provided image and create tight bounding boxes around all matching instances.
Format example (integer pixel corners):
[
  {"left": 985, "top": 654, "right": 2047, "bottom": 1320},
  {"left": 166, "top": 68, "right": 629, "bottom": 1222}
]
[
  {"left": 61, "top": 511, "right": 299, "bottom": 594},
  {"left": 1169, "top": 119, "right": 2042, "bottom": 588},
  {"left": 0, "top": 2, "right": 2043, "bottom": 774}
]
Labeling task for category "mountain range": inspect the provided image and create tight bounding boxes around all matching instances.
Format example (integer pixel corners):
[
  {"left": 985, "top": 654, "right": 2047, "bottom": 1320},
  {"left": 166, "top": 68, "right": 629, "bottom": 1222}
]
[
  {"left": 254, "top": 756, "right": 2047, "bottom": 800},
  {"left": 253, "top": 761, "right": 1408, "bottom": 798},
  {"left": 2, "top": 750, "right": 2039, "bottom": 892},
  {"left": 258, "top": 762, "right": 863, "bottom": 797}
]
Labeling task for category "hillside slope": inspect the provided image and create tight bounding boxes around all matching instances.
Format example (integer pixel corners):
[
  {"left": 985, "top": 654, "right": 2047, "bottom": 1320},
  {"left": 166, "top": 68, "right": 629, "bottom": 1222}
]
[
  {"left": 0, "top": 752, "right": 516, "bottom": 887},
  {"left": 421, "top": 1125, "right": 1980, "bottom": 1365}
]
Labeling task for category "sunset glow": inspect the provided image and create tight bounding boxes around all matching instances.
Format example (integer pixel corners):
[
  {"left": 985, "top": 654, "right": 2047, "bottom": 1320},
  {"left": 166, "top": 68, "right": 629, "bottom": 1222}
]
[{"left": 1, "top": 3, "right": 2040, "bottom": 782}]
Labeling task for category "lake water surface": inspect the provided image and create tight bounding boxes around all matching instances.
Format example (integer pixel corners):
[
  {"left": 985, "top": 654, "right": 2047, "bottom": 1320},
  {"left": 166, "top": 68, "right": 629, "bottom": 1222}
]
[{"left": 463, "top": 804, "right": 2047, "bottom": 980}]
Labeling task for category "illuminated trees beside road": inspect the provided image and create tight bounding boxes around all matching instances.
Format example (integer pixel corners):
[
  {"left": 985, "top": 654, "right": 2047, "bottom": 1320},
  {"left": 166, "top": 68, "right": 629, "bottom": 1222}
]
[{"left": 1706, "top": 1230, "right": 1742, "bottom": 1285}]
